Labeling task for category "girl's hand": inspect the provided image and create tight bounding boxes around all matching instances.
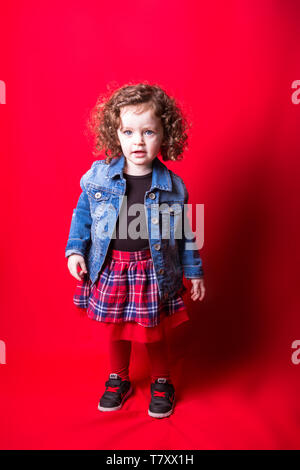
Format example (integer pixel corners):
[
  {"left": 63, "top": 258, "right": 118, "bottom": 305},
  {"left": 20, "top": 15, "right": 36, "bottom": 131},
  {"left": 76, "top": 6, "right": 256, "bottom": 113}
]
[
  {"left": 67, "top": 254, "right": 88, "bottom": 281},
  {"left": 190, "top": 277, "right": 205, "bottom": 301}
]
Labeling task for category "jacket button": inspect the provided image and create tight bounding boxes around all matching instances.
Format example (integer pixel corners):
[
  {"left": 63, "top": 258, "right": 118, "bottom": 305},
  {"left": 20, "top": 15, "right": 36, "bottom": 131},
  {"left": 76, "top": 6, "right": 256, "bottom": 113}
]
[
  {"left": 148, "top": 192, "right": 156, "bottom": 199},
  {"left": 151, "top": 217, "right": 158, "bottom": 224},
  {"left": 164, "top": 293, "right": 169, "bottom": 299},
  {"left": 154, "top": 243, "right": 161, "bottom": 250},
  {"left": 94, "top": 192, "right": 102, "bottom": 199},
  {"left": 158, "top": 268, "right": 164, "bottom": 274}
]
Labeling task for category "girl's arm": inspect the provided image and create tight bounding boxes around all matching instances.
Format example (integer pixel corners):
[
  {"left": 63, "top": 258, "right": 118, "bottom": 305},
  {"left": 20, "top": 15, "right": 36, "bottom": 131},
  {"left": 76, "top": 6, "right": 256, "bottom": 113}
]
[
  {"left": 65, "top": 172, "right": 92, "bottom": 259},
  {"left": 178, "top": 181, "right": 204, "bottom": 279}
]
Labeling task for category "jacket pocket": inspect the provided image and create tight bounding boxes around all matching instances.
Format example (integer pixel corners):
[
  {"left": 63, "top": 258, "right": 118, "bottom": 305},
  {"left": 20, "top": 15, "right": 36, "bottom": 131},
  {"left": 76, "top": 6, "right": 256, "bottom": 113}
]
[
  {"left": 87, "top": 184, "right": 111, "bottom": 201},
  {"left": 159, "top": 203, "right": 183, "bottom": 242},
  {"left": 87, "top": 185, "right": 111, "bottom": 221}
]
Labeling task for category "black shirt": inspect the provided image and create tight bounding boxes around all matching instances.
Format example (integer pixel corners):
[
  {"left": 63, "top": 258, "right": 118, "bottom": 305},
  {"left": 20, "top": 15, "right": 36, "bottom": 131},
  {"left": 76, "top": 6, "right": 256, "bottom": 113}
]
[{"left": 109, "top": 171, "right": 153, "bottom": 251}]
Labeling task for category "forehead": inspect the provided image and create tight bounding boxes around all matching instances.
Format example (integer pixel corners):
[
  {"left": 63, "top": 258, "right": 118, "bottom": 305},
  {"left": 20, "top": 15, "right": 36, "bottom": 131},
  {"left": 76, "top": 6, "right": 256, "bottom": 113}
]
[{"left": 119, "top": 105, "right": 161, "bottom": 127}]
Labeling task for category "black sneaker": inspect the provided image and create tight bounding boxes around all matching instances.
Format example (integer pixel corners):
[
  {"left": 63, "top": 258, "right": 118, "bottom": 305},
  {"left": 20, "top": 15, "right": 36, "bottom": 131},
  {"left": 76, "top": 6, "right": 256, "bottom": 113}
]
[
  {"left": 98, "top": 373, "right": 133, "bottom": 412},
  {"left": 148, "top": 378, "right": 175, "bottom": 418}
]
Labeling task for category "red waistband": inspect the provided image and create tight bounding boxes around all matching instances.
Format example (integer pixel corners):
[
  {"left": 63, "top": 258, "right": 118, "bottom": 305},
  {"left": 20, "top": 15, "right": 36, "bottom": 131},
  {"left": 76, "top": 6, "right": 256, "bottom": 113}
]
[{"left": 107, "top": 247, "right": 152, "bottom": 261}]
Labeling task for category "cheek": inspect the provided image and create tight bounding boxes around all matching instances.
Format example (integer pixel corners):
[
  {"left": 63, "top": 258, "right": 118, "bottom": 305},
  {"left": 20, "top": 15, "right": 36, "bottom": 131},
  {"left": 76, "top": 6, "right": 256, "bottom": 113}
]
[
  {"left": 156, "top": 131, "right": 164, "bottom": 145},
  {"left": 118, "top": 136, "right": 127, "bottom": 149},
  {"left": 153, "top": 137, "right": 163, "bottom": 149},
  {"left": 117, "top": 131, "right": 125, "bottom": 144}
]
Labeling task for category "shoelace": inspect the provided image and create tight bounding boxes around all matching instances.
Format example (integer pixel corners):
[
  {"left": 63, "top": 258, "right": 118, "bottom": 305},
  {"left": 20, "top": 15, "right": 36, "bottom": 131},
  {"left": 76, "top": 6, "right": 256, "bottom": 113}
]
[
  {"left": 107, "top": 386, "right": 120, "bottom": 393},
  {"left": 153, "top": 390, "right": 174, "bottom": 403}
]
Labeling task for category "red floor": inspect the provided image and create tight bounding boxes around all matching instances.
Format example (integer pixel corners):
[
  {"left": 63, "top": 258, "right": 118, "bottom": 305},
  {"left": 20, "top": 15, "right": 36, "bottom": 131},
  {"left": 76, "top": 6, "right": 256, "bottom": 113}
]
[{"left": 1, "top": 344, "right": 299, "bottom": 450}]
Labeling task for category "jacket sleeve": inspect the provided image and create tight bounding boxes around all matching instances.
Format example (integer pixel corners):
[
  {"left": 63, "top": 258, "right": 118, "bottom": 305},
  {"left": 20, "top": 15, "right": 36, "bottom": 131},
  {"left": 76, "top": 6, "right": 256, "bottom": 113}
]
[
  {"left": 64, "top": 169, "right": 93, "bottom": 259},
  {"left": 178, "top": 181, "right": 204, "bottom": 279}
]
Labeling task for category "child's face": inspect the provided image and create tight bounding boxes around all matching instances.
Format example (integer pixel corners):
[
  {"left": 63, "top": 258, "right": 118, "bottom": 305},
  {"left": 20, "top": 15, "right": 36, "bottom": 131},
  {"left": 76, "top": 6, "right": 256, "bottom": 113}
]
[{"left": 117, "top": 104, "right": 164, "bottom": 173}]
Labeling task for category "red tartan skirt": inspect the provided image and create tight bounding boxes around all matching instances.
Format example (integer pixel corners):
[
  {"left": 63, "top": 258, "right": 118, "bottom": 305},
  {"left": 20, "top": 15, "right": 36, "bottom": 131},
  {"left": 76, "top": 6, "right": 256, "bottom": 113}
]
[{"left": 73, "top": 247, "right": 190, "bottom": 343}]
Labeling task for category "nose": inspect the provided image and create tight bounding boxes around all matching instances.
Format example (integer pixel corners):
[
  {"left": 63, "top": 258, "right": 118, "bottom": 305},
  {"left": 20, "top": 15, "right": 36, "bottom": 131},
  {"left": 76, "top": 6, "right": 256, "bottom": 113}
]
[{"left": 133, "top": 131, "right": 145, "bottom": 145}]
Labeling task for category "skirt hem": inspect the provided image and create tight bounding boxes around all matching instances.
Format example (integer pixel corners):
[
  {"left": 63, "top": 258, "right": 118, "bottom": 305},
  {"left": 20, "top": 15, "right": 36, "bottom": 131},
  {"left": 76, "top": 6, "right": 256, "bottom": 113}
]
[{"left": 74, "top": 305, "right": 190, "bottom": 343}]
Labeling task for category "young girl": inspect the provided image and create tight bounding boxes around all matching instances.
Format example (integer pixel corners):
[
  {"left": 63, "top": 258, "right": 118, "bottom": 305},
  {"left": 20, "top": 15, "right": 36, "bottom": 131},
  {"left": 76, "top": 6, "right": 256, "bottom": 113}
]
[{"left": 65, "top": 82, "right": 205, "bottom": 419}]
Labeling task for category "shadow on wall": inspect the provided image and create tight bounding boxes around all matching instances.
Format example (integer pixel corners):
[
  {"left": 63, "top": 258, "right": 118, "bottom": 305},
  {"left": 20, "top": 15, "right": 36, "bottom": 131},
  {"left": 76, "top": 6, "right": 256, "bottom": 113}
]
[{"left": 170, "top": 143, "right": 276, "bottom": 391}]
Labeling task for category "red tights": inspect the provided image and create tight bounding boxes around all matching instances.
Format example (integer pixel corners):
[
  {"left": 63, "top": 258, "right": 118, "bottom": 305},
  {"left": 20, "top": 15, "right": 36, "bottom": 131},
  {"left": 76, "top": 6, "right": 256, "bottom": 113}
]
[{"left": 109, "top": 338, "right": 171, "bottom": 383}]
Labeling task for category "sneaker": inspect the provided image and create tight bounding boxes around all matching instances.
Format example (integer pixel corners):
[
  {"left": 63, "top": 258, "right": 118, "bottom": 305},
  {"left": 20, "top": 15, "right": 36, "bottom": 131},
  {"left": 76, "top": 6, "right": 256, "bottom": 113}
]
[
  {"left": 98, "top": 373, "right": 133, "bottom": 412},
  {"left": 148, "top": 378, "right": 175, "bottom": 418}
]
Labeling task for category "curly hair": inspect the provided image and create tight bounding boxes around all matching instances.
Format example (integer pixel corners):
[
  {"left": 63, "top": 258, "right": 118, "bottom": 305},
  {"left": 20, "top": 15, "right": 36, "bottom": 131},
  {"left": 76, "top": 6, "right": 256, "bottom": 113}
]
[{"left": 85, "top": 81, "right": 191, "bottom": 164}]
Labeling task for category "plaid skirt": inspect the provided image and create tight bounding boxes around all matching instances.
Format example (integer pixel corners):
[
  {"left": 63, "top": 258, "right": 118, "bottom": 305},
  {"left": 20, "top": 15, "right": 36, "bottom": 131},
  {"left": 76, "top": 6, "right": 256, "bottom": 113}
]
[{"left": 73, "top": 247, "right": 190, "bottom": 343}]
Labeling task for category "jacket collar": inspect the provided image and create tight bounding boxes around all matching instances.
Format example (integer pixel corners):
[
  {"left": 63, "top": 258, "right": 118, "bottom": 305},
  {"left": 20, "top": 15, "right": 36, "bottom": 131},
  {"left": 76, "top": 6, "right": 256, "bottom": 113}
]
[{"left": 107, "top": 154, "right": 172, "bottom": 191}]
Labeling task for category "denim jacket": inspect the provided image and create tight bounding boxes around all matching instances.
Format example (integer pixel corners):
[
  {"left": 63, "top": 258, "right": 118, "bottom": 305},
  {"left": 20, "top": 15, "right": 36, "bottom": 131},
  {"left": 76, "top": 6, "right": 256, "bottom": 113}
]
[{"left": 65, "top": 154, "right": 204, "bottom": 300}]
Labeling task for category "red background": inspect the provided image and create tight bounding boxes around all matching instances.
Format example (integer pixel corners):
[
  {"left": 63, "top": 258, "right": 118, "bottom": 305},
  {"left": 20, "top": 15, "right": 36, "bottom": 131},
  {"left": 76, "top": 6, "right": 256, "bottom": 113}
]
[{"left": 1, "top": 0, "right": 300, "bottom": 450}]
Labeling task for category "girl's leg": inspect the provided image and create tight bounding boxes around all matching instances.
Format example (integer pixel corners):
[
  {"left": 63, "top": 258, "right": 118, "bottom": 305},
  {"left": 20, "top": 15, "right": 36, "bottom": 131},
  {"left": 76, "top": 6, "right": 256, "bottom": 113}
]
[
  {"left": 145, "top": 339, "right": 171, "bottom": 383},
  {"left": 109, "top": 338, "right": 132, "bottom": 382}
]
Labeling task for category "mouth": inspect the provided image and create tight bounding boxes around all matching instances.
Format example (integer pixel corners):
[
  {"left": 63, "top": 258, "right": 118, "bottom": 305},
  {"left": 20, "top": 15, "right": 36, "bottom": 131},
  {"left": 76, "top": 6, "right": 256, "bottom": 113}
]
[{"left": 132, "top": 151, "right": 146, "bottom": 157}]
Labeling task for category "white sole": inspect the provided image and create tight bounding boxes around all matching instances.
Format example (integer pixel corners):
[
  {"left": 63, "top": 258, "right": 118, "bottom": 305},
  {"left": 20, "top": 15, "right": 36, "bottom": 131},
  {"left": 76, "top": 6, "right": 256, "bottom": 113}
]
[
  {"left": 148, "top": 397, "right": 175, "bottom": 418},
  {"left": 98, "top": 385, "right": 133, "bottom": 412}
]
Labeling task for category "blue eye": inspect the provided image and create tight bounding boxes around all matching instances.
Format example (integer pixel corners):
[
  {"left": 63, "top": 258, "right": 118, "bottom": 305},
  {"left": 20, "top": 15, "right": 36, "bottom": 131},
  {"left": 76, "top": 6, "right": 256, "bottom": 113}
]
[{"left": 123, "top": 129, "right": 154, "bottom": 136}]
